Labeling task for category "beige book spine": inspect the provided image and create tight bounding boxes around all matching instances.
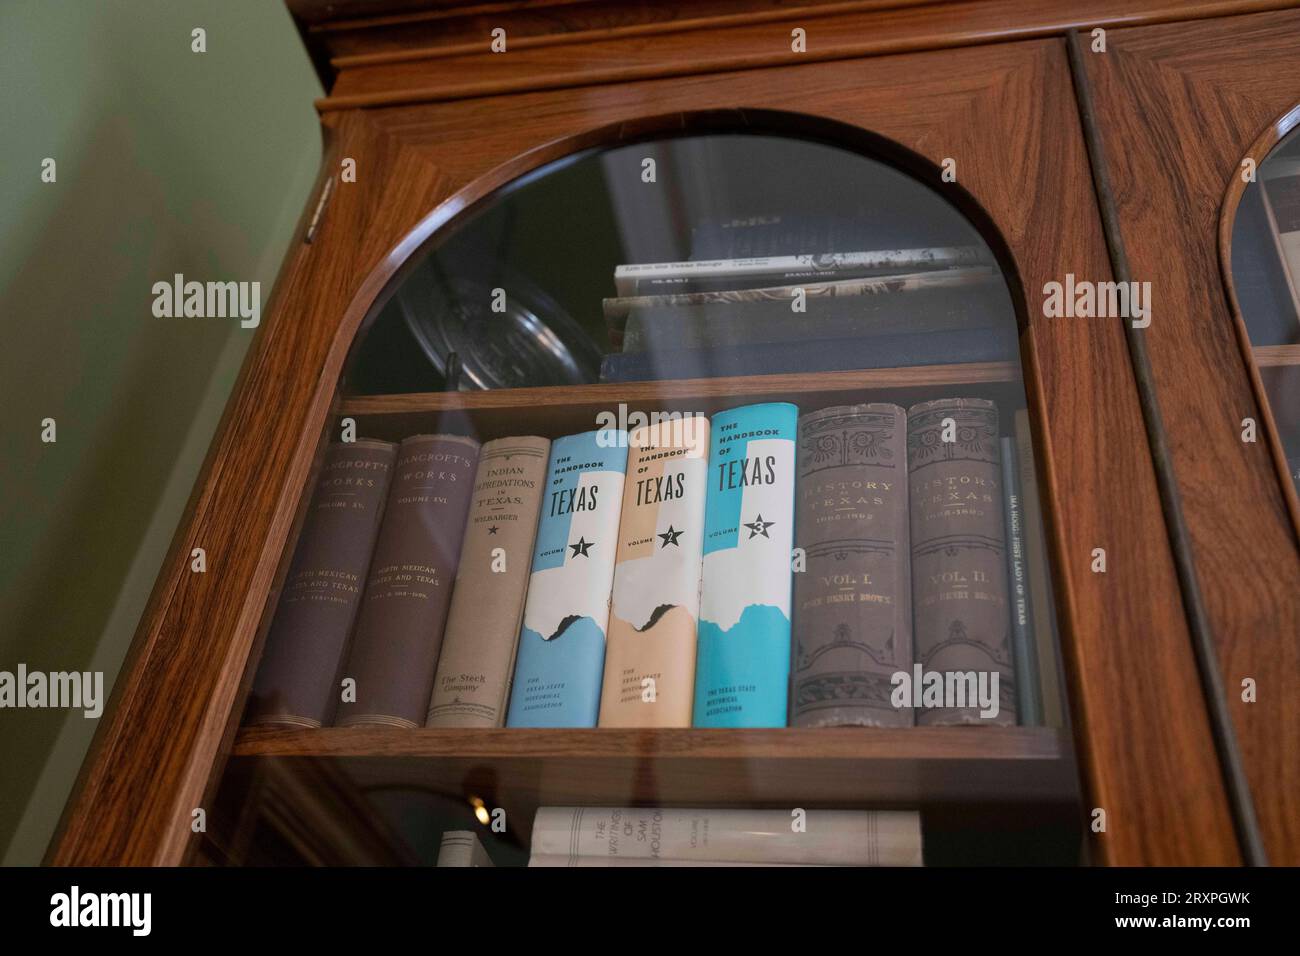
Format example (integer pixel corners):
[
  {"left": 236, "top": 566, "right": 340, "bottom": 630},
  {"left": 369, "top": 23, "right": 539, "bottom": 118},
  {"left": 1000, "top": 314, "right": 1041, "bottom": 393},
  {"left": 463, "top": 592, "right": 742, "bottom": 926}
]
[
  {"left": 426, "top": 436, "right": 550, "bottom": 728},
  {"left": 599, "top": 418, "right": 709, "bottom": 727}
]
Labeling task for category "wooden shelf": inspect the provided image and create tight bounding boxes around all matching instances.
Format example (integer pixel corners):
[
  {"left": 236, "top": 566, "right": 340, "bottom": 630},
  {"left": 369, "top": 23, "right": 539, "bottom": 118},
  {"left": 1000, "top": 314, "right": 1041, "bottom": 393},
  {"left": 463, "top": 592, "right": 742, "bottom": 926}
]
[
  {"left": 231, "top": 726, "right": 1074, "bottom": 808},
  {"left": 337, "top": 363, "right": 1023, "bottom": 440},
  {"left": 1253, "top": 344, "right": 1300, "bottom": 367}
]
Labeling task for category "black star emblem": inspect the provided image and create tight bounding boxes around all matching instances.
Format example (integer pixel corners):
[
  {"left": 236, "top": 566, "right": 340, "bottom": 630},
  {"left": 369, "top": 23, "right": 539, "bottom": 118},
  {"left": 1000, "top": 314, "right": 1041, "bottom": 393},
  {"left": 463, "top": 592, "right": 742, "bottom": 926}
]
[
  {"left": 488, "top": 525, "right": 499, "bottom": 535},
  {"left": 569, "top": 536, "right": 593, "bottom": 558},
  {"left": 743, "top": 514, "right": 775, "bottom": 539},
  {"left": 658, "top": 525, "right": 683, "bottom": 548}
]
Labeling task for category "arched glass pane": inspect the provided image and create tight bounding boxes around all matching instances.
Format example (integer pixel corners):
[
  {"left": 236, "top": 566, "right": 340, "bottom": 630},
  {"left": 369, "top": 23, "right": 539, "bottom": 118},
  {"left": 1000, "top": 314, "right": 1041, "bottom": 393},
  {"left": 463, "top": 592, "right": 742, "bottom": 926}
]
[
  {"left": 1231, "top": 124, "right": 1300, "bottom": 495},
  {"left": 345, "top": 133, "right": 1018, "bottom": 392}
]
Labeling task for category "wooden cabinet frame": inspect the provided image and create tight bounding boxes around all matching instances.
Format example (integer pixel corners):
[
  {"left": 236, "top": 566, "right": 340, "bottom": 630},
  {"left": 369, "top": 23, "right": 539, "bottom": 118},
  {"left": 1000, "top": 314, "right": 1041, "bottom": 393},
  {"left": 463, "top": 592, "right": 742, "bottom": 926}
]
[
  {"left": 1081, "top": 6, "right": 1300, "bottom": 864},
  {"left": 51, "top": 1, "right": 1278, "bottom": 867}
]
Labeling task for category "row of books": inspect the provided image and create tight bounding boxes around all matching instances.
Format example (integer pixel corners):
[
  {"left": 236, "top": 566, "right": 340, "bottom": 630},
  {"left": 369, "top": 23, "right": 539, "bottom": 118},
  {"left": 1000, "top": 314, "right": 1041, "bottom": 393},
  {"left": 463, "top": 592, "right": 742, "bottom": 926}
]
[
  {"left": 436, "top": 808, "right": 923, "bottom": 867},
  {"left": 247, "top": 397, "right": 1061, "bottom": 730}
]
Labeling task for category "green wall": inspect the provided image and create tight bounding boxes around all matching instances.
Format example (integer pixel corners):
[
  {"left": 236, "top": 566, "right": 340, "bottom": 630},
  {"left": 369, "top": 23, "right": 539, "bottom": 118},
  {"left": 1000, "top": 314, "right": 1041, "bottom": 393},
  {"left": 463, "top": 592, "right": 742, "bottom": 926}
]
[{"left": 0, "top": 0, "right": 322, "bottom": 863}]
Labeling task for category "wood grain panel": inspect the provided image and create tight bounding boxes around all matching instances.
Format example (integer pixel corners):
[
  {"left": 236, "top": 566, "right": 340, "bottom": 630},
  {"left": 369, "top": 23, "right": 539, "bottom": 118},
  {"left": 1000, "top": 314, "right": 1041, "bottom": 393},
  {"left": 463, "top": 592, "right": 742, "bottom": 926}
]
[
  {"left": 52, "top": 36, "right": 1236, "bottom": 864},
  {"left": 319, "top": 0, "right": 1296, "bottom": 109},
  {"left": 1083, "top": 6, "right": 1300, "bottom": 863}
]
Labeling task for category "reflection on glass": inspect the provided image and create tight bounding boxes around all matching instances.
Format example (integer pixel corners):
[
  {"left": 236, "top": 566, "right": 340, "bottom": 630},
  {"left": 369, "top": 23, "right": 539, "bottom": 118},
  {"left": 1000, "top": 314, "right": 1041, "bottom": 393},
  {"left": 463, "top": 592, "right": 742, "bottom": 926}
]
[
  {"left": 1231, "top": 125, "right": 1300, "bottom": 496},
  {"left": 345, "top": 134, "right": 1016, "bottom": 393}
]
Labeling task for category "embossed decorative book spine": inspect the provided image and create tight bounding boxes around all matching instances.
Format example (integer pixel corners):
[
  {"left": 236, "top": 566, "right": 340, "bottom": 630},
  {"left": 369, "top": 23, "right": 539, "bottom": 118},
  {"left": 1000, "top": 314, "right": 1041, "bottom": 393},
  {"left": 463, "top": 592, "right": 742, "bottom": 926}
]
[
  {"left": 247, "top": 440, "right": 396, "bottom": 728},
  {"left": 335, "top": 434, "right": 479, "bottom": 728},
  {"left": 506, "top": 429, "right": 628, "bottom": 728},
  {"left": 792, "top": 404, "right": 912, "bottom": 728},
  {"left": 599, "top": 417, "right": 710, "bottom": 728},
  {"left": 906, "top": 399, "right": 1015, "bottom": 725},
  {"left": 693, "top": 402, "right": 798, "bottom": 728},
  {"left": 426, "top": 436, "right": 550, "bottom": 728}
]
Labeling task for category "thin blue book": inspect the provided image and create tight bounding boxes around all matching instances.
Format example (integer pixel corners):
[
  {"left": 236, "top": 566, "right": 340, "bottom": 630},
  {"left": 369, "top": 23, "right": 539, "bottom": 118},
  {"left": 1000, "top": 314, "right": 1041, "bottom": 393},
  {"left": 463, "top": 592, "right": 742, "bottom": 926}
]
[
  {"left": 693, "top": 402, "right": 799, "bottom": 727},
  {"left": 507, "top": 429, "right": 628, "bottom": 727}
]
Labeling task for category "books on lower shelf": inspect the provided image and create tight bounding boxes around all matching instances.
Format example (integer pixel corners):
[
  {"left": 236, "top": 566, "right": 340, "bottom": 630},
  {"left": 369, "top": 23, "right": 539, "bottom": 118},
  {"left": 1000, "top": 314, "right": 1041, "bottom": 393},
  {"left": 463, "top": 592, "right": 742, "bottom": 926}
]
[
  {"left": 248, "top": 400, "right": 1063, "bottom": 729},
  {"left": 526, "top": 807, "right": 923, "bottom": 866}
]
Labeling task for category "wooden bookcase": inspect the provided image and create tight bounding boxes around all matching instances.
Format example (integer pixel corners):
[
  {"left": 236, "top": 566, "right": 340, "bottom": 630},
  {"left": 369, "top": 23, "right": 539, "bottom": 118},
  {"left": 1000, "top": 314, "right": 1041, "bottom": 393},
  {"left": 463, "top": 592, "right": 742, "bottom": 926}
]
[{"left": 49, "top": 0, "right": 1300, "bottom": 868}]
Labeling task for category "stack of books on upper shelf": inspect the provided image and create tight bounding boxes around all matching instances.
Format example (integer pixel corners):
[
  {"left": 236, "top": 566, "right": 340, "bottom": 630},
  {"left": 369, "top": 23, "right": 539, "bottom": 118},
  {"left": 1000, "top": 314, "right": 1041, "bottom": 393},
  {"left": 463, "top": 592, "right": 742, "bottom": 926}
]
[
  {"left": 599, "top": 215, "right": 1016, "bottom": 382},
  {"left": 245, "top": 395, "right": 1063, "bottom": 732}
]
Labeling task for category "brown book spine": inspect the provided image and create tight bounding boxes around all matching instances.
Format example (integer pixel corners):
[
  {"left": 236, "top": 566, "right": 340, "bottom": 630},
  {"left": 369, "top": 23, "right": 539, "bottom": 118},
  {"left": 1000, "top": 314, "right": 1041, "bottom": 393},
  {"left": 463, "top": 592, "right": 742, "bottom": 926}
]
[
  {"left": 247, "top": 440, "right": 397, "bottom": 728},
  {"left": 335, "top": 434, "right": 479, "bottom": 728},
  {"left": 792, "top": 404, "right": 912, "bottom": 727},
  {"left": 907, "top": 399, "right": 1015, "bottom": 725},
  {"left": 426, "top": 436, "right": 550, "bottom": 728}
]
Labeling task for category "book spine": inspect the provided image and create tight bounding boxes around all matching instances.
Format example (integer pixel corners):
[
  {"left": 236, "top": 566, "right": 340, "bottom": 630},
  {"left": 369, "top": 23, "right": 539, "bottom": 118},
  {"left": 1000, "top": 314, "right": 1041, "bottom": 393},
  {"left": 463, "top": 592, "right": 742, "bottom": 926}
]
[
  {"left": 906, "top": 399, "right": 1015, "bottom": 725},
  {"left": 694, "top": 402, "right": 798, "bottom": 727},
  {"left": 792, "top": 404, "right": 912, "bottom": 728},
  {"left": 603, "top": 267, "right": 995, "bottom": 322},
  {"left": 426, "top": 436, "right": 550, "bottom": 728},
  {"left": 1014, "top": 409, "right": 1064, "bottom": 728},
  {"left": 436, "top": 831, "right": 495, "bottom": 867},
  {"left": 598, "top": 326, "right": 1016, "bottom": 383},
  {"left": 1001, "top": 435, "right": 1042, "bottom": 726},
  {"left": 335, "top": 434, "right": 480, "bottom": 728},
  {"left": 530, "top": 807, "right": 923, "bottom": 866},
  {"left": 599, "top": 418, "right": 710, "bottom": 727},
  {"left": 247, "top": 440, "right": 397, "bottom": 728},
  {"left": 506, "top": 430, "right": 628, "bottom": 727},
  {"left": 613, "top": 245, "right": 985, "bottom": 295},
  {"left": 619, "top": 280, "right": 1006, "bottom": 352}
]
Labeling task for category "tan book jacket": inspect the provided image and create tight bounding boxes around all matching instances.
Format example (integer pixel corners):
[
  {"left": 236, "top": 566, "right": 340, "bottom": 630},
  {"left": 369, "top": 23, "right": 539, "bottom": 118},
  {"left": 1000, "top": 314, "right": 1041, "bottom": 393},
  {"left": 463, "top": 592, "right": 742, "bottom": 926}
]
[
  {"left": 599, "top": 418, "right": 709, "bottom": 727},
  {"left": 426, "top": 436, "right": 550, "bottom": 728}
]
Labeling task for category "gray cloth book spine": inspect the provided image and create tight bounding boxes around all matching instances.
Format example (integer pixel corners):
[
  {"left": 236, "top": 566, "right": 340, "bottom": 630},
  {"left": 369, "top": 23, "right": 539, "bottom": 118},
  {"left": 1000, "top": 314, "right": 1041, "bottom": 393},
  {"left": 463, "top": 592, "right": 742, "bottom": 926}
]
[
  {"left": 335, "top": 434, "right": 480, "bottom": 728},
  {"left": 426, "top": 436, "right": 550, "bottom": 728},
  {"left": 247, "top": 439, "right": 397, "bottom": 728}
]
